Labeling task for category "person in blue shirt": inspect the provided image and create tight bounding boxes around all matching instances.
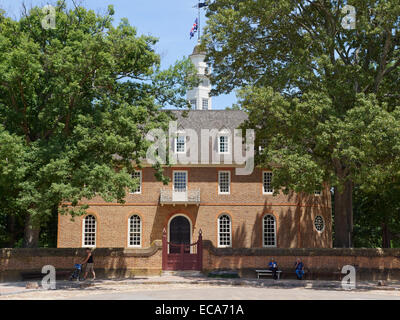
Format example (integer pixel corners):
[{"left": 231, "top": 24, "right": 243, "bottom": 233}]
[
  {"left": 268, "top": 257, "right": 279, "bottom": 280},
  {"left": 295, "top": 258, "right": 304, "bottom": 280}
]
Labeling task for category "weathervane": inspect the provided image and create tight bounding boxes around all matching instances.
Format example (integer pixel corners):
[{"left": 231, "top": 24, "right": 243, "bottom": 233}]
[{"left": 190, "top": 1, "right": 208, "bottom": 41}]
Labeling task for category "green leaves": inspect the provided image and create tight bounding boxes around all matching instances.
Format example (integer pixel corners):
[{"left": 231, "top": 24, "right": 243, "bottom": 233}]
[
  {"left": 0, "top": 3, "right": 195, "bottom": 244},
  {"left": 205, "top": 1, "right": 400, "bottom": 246},
  {"left": 239, "top": 86, "right": 400, "bottom": 194}
]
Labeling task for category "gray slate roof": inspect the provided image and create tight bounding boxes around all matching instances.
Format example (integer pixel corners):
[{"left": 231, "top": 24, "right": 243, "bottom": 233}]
[
  {"left": 167, "top": 110, "right": 248, "bottom": 132},
  {"left": 164, "top": 110, "right": 250, "bottom": 166}
]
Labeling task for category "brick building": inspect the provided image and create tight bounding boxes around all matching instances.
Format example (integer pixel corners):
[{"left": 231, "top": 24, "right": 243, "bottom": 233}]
[{"left": 58, "top": 45, "right": 332, "bottom": 252}]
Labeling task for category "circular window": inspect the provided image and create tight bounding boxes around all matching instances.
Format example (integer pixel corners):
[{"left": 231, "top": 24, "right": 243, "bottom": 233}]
[{"left": 314, "top": 216, "right": 325, "bottom": 232}]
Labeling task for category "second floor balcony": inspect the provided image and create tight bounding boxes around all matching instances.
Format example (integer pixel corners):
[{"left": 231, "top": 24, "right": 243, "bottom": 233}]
[{"left": 160, "top": 188, "right": 201, "bottom": 206}]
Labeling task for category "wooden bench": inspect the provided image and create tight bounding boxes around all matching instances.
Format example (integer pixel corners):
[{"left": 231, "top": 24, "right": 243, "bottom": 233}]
[{"left": 255, "top": 269, "right": 282, "bottom": 279}]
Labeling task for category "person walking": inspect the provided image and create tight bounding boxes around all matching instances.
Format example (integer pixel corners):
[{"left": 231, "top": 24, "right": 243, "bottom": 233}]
[{"left": 82, "top": 248, "right": 96, "bottom": 281}]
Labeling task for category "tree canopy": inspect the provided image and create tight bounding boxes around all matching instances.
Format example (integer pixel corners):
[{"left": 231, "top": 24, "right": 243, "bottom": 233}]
[
  {"left": 203, "top": 0, "right": 400, "bottom": 247},
  {"left": 0, "top": 2, "right": 197, "bottom": 247}
]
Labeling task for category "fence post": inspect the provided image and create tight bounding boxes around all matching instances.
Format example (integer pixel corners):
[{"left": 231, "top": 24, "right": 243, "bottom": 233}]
[
  {"left": 162, "top": 228, "right": 167, "bottom": 271},
  {"left": 180, "top": 243, "right": 184, "bottom": 270},
  {"left": 197, "top": 229, "right": 203, "bottom": 271}
]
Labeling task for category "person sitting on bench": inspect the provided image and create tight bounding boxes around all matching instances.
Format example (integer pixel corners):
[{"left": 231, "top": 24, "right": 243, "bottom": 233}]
[
  {"left": 295, "top": 258, "right": 304, "bottom": 280},
  {"left": 268, "top": 257, "right": 279, "bottom": 280}
]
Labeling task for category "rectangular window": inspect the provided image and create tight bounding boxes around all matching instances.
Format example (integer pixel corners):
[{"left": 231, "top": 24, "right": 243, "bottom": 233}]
[
  {"left": 218, "top": 171, "right": 230, "bottom": 194},
  {"left": 263, "top": 171, "right": 273, "bottom": 194},
  {"left": 202, "top": 98, "right": 209, "bottom": 109},
  {"left": 190, "top": 99, "right": 197, "bottom": 109},
  {"left": 314, "top": 190, "right": 322, "bottom": 196},
  {"left": 173, "top": 171, "right": 187, "bottom": 192},
  {"left": 219, "top": 135, "right": 229, "bottom": 154},
  {"left": 131, "top": 170, "right": 142, "bottom": 194},
  {"left": 175, "top": 135, "right": 186, "bottom": 153}
]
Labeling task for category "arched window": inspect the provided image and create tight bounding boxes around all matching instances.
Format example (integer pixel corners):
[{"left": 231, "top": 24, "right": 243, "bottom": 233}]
[
  {"left": 218, "top": 214, "right": 231, "bottom": 248},
  {"left": 83, "top": 215, "right": 96, "bottom": 247},
  {"left": 263, "top": 215, "right": 276, "bottom": 247},
  {"left": 129, "top": 215, "right": 142, "bottom": 247}
]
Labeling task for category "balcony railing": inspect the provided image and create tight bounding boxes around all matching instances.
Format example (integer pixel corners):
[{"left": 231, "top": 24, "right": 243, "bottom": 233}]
[{"left": 160, "top": 188, "right": 201, "bottom": 205}]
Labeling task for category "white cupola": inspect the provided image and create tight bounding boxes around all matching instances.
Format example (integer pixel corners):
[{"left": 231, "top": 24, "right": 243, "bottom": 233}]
[{"left": 187, "top": 42, "right": 212, "bottom": 110}]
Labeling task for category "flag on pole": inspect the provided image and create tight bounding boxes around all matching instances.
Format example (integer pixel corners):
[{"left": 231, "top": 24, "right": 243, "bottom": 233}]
[
  {"left": 193, "top": 2, "right": 208, "bottom": 8},
  {"left": 189, "top": 18, "right": 198, "bottom": 39}
]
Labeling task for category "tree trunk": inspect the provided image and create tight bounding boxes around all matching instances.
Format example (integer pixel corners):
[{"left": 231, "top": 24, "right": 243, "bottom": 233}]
[
  {"left": 382, "top": 223, "right": 391, "bottom": 248},
  {"left": 23, "top": 213, "right": 40, "bottom": 248},
  {"left": 334, "top": 180, "right": 353, "bottom": 248},
  {"left": 7, "top": 214, "right": 16, "bottom": 248}
]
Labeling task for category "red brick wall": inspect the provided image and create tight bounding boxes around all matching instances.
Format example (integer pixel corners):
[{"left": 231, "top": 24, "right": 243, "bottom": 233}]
[
  {"left": 0, "top": 245, "right": 162, "bottom": 281},
  {"left": 58, "top": 167, "right": 332, "bottom": 249},
  {"left": 2, "top": 247, "right": 400, "bottom": 281}
]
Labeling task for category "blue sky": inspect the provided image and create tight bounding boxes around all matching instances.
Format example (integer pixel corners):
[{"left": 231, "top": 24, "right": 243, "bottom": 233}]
[{"left": 0, "top": 0, "right": 237, "bottom": 109}]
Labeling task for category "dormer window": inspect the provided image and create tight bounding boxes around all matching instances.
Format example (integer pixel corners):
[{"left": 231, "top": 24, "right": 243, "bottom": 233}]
[
  {"left": 218, "top": 135, "right": 229, "bottom": 154},
  {"left": 175, "top": 134, "right": 186, "bottom": 153}
]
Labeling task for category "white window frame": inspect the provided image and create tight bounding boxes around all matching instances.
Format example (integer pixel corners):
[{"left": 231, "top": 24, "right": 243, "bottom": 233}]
[
  {"left": 82, "top": 215, "right": 96, "bottom": 248},
  {"left": 128, "top": 214, "right": 142, "bottom": 248},
  {"left": 175, "top": 133, "right": 186, "bottom": 154},
  {"left": 263, "top": 171, "right": 274, "bottom": 194},
  {"left": 173, "top": 170, "right": 188, "bottom": 192},
  {"left": 262, "top": 214, "right": 277, "bottom": 248},
  {"left": 218, "top": 135, "right": 229, "bottom": 154},
  {"left": 217, "top": 214, "right": 232, "bottom": 248},
  {"left": 218, "top": 171, "right": 231, "bottom": 194},
  {"left": 314, "top": 190, "right": 322, "bottom": 196},
  {"left": 189, "top": 99, "right": 197, "bottom": 109},
  {"left": 130, "top": 170, "right": 142, "bottom": 194},
  {"left": 202, "top": 98, "right": 209, "bottom": 109}
]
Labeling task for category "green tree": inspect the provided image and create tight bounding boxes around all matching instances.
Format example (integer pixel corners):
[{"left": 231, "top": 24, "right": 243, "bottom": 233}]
[
  {"left": 353, "top": 183, "right": 400, "bottom": 248},
  {"left": 203, "top": 0, "right": 400, "bottom": 247},
  {"left": 0, "top": 2, "right": 196, "bottom": 247}
]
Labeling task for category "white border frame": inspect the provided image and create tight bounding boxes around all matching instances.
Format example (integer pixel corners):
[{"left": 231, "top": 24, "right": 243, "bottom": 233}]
[
  {"left": 218, "top": 170, "right": 231, "bottom": 195},
  {"left": 127, "top": 214, "right": 142, "bottom": 248},
  {"left": 217, "top": 213, "right": 232, "bottom": 248},
  {"left": 262, "top": 214, "right": 277, "bottom": 248},
  {"left": 82, "top": 214, "right": 96, "bottom": 248},
  {"left": 262, "top": 171, "right": 274, "bottom": 195},
  {"left": 167, "top": 213, "right": 193, "bottom": 253}
]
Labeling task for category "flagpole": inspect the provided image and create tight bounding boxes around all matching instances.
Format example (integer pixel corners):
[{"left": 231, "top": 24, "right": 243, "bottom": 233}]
[{"left": 198, "top": 0, "right": 201, "bottom": 41}]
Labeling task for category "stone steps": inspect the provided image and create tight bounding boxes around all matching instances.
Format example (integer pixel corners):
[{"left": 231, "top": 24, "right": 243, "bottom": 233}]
[{"left": 161, "top": 270, "right": 203, "bottom": 277}]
